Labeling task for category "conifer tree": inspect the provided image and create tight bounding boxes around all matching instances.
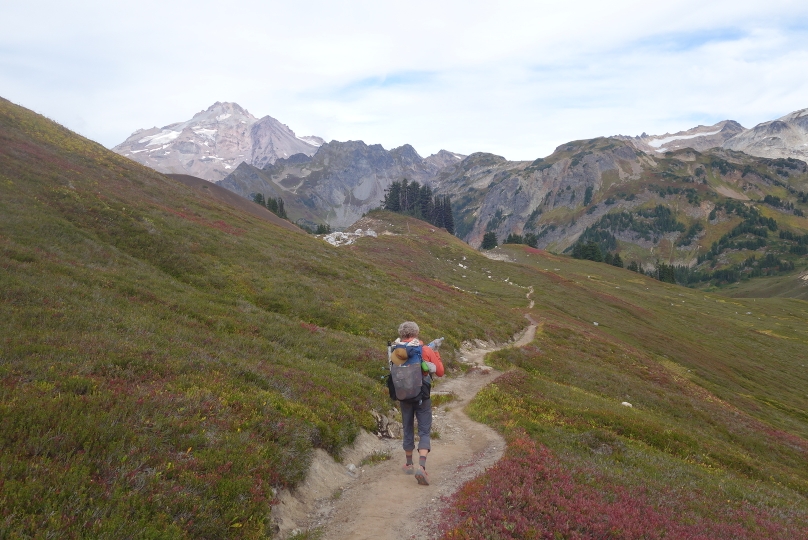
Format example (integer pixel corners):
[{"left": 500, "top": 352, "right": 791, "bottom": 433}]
[
  {"left": 443, "top": 195, "right": 455, "bottom": 235},
  {"left": 384, "top": 182, "right": 402, "bottom": 212},
  {"left": 266, "top": 197, "right": 279, "bottom": 215},
  {"left": 400, "top": 179, "right": 409, "bottom": 212},
  {"left": 406, "top": 181, "right": 422, "bottom": 215},
  {"left": 481, "top": 232, "right": 498, "bottom": 249},
  {"left": 420, "top": 185, "right": 433, "bottom": 220},
  {"left": 432, "top": 195, "right": 444, "bottom": 228}
]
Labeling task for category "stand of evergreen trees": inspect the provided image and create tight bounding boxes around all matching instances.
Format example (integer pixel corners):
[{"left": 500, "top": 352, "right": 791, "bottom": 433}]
[
  {"left": 383, "top": 179, "right": 454, "bottom": 234},
  {"left": 252, "top": 193, "right": 288, "bottom": 220},
  {"left": 503, "top": 233, "right": 539, "bottom": 248},
  {"left": 571, "top": 241, "right": 623, "bottom": 268},
  {"left": 623, "top": 255, "right": 795, "bottom": 286}
]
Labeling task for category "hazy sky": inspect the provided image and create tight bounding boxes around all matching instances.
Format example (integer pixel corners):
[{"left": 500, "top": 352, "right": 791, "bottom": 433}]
[{"left": 2, "top": 0, "right": 807, "bottom": 160}]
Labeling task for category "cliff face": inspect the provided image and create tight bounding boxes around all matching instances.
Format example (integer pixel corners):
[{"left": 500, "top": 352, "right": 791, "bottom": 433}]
[
  {"left": 218, "top": 140, "right": 464, "bottom": 229},
  {"left": 433, "top": 139, "right": 647, "bottom": 248}
]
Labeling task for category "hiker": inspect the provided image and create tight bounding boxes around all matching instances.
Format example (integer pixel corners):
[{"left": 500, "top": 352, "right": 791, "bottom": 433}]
[{"left": 390, "top": 321, "right": 444, "bottom": 486}]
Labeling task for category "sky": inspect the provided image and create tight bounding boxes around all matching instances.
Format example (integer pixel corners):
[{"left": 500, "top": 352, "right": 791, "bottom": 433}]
[{"left": 2, "top": 0, "right": 808, "bottom": 161}]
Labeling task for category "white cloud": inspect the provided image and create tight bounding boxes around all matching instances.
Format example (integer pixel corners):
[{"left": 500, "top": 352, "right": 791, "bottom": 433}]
[{"left": 1, "top": 0, "right": 807, "bottom": 160}]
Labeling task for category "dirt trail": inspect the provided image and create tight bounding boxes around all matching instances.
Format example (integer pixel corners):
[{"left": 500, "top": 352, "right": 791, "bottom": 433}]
[{"left": 316, "top": 293, "right": 537, "bottom": 539}]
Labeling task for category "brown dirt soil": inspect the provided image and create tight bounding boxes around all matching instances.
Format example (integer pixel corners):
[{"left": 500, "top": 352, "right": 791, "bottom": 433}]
[{"left": 270, "top": 294, "right": 537, "bottom": 539}]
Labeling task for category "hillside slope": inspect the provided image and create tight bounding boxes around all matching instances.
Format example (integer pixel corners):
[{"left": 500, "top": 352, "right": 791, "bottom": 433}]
[
  {"left": 0, "top": 97, "right": 525, "bottom": 538},
  {"left": 435, "top": 244, "right": 808, "bottom": 538},
  {"left": 2, "top": 95, "right": 808, "bottom": 538}
]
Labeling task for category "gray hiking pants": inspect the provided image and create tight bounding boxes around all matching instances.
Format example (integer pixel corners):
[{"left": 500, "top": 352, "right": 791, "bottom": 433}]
[{"left": 400, "top": 398, "right": 432, "bottom": 452}]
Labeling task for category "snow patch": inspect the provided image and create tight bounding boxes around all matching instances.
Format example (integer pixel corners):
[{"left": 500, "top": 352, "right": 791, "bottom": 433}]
[
  {"left": 193, "top": 128, "right": 218, "bottom": 139},
  {"left": 298, "top": 135, "right": 325, "bottom": 147},
  {"left": 138, "top": 130, "right": 181, "bottom": 146},
  {"left": 647, "top": 129, "right": 722, "bottom": 149},
  {"left": 216, "top": 113, "right": 232, "bottom": 121}
]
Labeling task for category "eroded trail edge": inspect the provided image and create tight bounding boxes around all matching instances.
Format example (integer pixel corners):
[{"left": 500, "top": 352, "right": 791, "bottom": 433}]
[{"left": 272, "top": 301, "right": 537, "bottom": 539}]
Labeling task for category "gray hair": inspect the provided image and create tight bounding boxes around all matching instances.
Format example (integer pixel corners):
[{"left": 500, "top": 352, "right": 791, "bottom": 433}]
[{"left": 398, "top": 321, "right": 420, "bottom": 339}]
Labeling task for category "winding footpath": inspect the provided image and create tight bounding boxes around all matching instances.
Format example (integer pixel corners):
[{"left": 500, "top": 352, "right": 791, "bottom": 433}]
[{"left": 319, "top": 288, "right": 537, "bottom": 540}]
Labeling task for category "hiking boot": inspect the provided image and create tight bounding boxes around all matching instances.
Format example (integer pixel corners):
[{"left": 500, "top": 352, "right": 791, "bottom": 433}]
[
  {"left": 402, "top": 463, "right": 414, "bottom": 475},
  {"left": 415, "top": 466, "right": 430, "bottom": 486}
]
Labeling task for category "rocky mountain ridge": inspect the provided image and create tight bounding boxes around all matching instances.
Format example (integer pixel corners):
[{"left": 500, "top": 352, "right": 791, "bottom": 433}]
[
  {"left": 617, "top": 120, "right": 746, "bottom": 154},
  {"left": 723, "top": 108, "right": 808, "bottom": 162},
  {"left": 429, "top": 137, "right": 808, "bottom": 281},
  {"left": 618, "top": 107, "right": 808, "bottom": 163},
  {"left": 218, "top": 141, "right": 465, "bottom": 229},
  {"left": 112, "top": 102, "right": 322, "bottom": 182}
]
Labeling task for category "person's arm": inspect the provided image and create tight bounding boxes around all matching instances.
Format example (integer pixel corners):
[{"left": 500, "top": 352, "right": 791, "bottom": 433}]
[{"left": 422, "top": 346, "right": 444, "bottom": 377}]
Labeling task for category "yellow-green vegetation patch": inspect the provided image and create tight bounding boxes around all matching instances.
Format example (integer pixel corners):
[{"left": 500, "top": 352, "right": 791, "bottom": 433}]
[
  {"left": 600, "top": 169, "right": 621, "bottom": 191},
  {"left": 359, "top": 450, "right": 391, "bottom": 467},
  {"left": 431, "top": 392, "right": 459, "bottom": 407}
]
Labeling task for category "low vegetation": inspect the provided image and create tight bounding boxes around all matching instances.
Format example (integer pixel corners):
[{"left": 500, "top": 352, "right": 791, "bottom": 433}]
[
  {"left": 0, "top": 98, "right": 525, "bottom": 538},
  {"left": 439, "top": 244, "right": 808, "bottom": 537},
  {"left": 3, "top": 96, "right": 807, "bottom": 538}
]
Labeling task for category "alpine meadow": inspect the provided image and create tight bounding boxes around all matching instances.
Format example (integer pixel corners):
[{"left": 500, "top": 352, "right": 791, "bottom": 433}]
[{"left": 2, "top": 93, "right": 808, "bottom": 540}]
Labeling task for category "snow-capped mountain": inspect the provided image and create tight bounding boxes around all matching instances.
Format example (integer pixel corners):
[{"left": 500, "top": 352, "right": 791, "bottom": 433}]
[
  {"left": 113, "top": 102, "right": 323, "bottom": 182},
  {"left": 616, "top": 107, "right": 808, "bottom": 163},
  {"left": 723, "top": 108, "right": 808, "bottom": 162}
]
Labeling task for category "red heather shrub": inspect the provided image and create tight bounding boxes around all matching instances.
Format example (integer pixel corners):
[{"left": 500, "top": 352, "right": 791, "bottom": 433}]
[{"left": 441, "top": 437, "right": 801, "bottom": 540}]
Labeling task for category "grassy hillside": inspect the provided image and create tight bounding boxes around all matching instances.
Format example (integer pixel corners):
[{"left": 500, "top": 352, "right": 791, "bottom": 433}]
[
  {"left": 3, "top": 95, "right": 808, "bottom": 538},
  {"left": 439, "top": 244, "right": 808, "bottom": 538},
  {"left": 0, "top": 97, "right": 527, "bottom": 538}
]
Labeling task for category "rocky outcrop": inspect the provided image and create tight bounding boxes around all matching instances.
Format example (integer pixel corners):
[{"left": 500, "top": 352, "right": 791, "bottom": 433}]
[
  {"left": 113, "top": 102, "right": 322, "bottom": 182},
  {"left": 723, "top": 108, "right": 808, "bottom": 162}
]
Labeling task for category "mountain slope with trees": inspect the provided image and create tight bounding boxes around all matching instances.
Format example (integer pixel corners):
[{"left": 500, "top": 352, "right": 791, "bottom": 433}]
[{"left": 432, "top": 139, "right": 808, "bottom": 291}]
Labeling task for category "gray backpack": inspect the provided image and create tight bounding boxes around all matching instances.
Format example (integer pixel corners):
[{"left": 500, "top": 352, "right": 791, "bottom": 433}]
[{"left": 389, "top": 343, "right": 425, "bottom": 402}]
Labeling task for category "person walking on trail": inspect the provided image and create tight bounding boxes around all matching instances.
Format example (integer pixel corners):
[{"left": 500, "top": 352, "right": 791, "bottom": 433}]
[{"left": 391, "top": 321, "right": 444, "bottom": 486}]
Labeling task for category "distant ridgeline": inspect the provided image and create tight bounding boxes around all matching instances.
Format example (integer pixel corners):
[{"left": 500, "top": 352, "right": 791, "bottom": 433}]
[{"left": 383, "top": 179, "right": 455, "bottom": 234}]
